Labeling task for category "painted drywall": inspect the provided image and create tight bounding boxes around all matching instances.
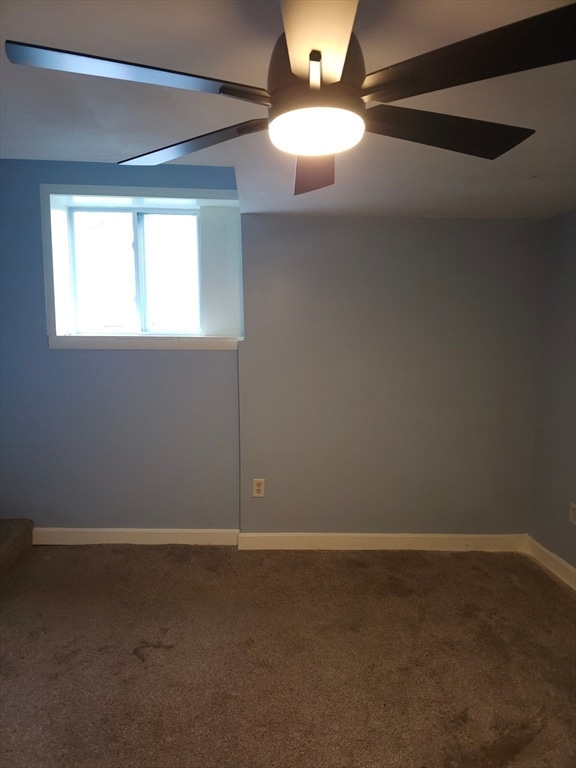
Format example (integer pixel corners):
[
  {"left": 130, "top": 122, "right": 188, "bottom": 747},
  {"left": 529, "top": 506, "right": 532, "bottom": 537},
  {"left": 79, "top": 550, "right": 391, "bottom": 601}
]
[
  {"left": 3, "top": 163, "right": 568, "bottom": 547},
  {"left": 531, "top": 211, "right": 576, "bottom": 566},
  {"left": 0, "top": 160, "right": 240, "bottom": 529},
  {"left": 239, "top": 215, "right": 544, "bottom": 534}
]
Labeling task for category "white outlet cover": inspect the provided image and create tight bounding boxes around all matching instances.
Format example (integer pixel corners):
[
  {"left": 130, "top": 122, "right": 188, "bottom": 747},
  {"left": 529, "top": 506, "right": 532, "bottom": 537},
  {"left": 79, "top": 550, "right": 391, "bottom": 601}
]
[{"left": 252, "top": 479, "right": 265, "bottom": 498}]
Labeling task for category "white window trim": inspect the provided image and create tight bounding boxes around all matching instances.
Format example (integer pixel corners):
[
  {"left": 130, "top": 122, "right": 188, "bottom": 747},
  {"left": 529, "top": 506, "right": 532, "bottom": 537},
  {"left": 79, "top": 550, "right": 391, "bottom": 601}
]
[
  {"left": 48, "top": 335, "right": 240, "bottom": 350},
  {"left": 40, "top": 185, "right": 244, "bottom": 351}
]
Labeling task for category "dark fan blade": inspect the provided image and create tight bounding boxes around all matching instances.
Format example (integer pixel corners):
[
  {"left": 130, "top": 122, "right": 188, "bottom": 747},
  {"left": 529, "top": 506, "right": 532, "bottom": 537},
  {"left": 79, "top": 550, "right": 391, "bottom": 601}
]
[
  {"left": 362, "top": 3, "right": 576, "bottom": 103},
  {"left": 119, "top": 119, "right": 268, "bottom": 166},
  {"left": 365, "top": 105, "right": 534, "bottom": 159},
  {"left": 281, "top": 0, "right": 359, "bottom": 83},
  {"left": 294, "top": 155, "right": 335, "bottom": 195},
  {"left": 5, "top": 40, "right": 271, "bottom": 107}
]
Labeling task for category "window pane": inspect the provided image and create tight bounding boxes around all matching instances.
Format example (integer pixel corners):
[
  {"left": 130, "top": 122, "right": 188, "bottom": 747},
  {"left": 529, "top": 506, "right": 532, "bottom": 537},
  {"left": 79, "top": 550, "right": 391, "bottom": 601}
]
[
  {"left": 72, "top": 211, "right": 138, "bottom": 333},
  {"left": 142, "top": 214, "right": 200, "bottom": 333}
]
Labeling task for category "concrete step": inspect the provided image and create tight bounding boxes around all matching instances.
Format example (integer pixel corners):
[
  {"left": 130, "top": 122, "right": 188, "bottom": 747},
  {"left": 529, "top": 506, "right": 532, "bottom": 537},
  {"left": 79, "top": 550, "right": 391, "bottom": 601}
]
[{"left": 0, "top": 519, "right": 34, "bottom": 573}]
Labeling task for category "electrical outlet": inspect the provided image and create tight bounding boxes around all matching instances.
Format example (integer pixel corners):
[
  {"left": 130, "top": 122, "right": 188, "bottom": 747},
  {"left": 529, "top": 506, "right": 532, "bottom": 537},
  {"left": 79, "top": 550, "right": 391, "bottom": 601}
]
[
  {"left": 252, "top": 479, "right": 265, "bottom": 498},
  {"left": 570, "top": 502, "right": 576, "bottom": 525}
]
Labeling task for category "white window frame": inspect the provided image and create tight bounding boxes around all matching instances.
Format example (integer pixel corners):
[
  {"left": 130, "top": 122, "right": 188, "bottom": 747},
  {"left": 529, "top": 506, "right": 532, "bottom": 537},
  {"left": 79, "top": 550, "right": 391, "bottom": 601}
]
[{"left": 40, "top": 185, "right": 244, "bottom": 350}]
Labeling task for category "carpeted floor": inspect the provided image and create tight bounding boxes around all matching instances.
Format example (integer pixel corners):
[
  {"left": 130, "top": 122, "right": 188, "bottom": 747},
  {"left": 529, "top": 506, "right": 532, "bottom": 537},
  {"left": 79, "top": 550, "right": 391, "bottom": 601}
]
[{"left": 0, "top": 546, "right": 574, "bottom": 768}]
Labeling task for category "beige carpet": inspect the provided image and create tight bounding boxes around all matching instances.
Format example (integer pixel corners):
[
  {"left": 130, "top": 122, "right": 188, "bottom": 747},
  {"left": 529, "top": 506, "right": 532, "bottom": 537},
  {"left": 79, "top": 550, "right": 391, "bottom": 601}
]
[{"left": 1, "top": 546, "right": 575, "bottom": 768}]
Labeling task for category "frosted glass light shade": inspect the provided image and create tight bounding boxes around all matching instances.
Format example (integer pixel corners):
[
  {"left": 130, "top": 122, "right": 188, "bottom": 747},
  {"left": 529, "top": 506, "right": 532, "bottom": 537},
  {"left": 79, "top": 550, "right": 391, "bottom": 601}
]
[{"left": 269, "top": 107, "right": 365, "bottom": 156}]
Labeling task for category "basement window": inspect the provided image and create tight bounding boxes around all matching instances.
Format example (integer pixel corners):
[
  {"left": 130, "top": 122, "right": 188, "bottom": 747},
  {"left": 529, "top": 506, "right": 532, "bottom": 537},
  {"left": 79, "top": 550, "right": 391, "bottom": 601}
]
[{"left": 40, "top": 185, "right": 244, "bottom": 349}]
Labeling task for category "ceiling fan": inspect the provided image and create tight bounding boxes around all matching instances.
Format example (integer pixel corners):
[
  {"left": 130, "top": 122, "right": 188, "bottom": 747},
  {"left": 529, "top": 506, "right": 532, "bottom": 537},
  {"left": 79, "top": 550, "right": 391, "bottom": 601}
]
[{"left": 5, "top": 0, "right": 576, "bottom": 195}]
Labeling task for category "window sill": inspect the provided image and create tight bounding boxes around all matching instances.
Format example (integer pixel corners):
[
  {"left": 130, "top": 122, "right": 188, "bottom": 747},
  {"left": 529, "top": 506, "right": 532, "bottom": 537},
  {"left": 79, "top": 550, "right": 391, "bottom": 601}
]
[{"left": 48, "top": 335, "right": 242, "bottom": 351}]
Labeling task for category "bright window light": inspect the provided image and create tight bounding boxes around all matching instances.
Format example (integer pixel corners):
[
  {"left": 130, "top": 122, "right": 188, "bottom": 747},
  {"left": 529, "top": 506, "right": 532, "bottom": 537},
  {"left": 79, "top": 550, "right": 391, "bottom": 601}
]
[
  {"left": 69, "top": 208, "right": 200, "bottom": 336},
  {"left": 41, "top": 186, "right": 244, "bottom": 349},
  {"left": 269, "top": 107, "right": 365, "bottom": 156},
  {"left": 72, "top": 211, "right": 139, "bottom": 334},
  {"left": 141, "top": 214, "right": 200, "bottom": 333}
]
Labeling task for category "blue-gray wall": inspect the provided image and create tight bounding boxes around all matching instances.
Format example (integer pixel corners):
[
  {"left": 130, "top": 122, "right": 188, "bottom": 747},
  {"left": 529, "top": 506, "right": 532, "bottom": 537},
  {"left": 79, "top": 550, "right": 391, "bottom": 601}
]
[
  {"left": 0, "top": 161, "right": 240, "bottom": 529},
  {"left": 531, "top": 211, "right": 576, "bottom": 565},
  {"left": 2, "top": 160, "right": 573, "bottom": 565},
  {"left": 239, "top": 215, "right": 544, "bottom": 534}
]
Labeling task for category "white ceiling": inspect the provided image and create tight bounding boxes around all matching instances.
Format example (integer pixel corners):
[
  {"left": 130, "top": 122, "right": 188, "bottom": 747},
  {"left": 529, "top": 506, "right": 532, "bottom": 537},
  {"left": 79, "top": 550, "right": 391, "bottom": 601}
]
[{"left": 1, "top": 0, "right": 575, "bottom": 217}]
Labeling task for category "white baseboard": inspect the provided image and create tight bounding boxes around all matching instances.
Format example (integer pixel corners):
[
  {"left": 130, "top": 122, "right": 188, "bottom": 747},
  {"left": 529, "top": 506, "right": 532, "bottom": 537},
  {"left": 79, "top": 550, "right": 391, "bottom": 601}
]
[
  {"left": 521, "top": 535, "right": 576, "bottom": 590},
  {"left": 237, "top": 532, "right": 526, "bottom": 552},
  {"left": 33, "top": 528, "right": 239, "bottom": 546},
  {"left": 31, "top": 528, "right": 574, "bottom": 590}
]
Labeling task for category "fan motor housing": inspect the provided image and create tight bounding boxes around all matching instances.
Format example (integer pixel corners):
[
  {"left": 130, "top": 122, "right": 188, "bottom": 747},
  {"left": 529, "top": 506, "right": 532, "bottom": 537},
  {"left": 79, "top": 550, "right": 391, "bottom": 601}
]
[{"left": 267, "top": 33, "right": 367, "bottom": 123}]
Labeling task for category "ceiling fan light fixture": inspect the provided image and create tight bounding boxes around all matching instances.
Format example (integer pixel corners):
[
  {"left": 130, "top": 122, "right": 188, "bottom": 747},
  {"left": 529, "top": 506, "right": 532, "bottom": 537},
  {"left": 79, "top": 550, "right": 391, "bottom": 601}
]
[{"left": 268, "top": 106, "right": 365, "bottom": 156}]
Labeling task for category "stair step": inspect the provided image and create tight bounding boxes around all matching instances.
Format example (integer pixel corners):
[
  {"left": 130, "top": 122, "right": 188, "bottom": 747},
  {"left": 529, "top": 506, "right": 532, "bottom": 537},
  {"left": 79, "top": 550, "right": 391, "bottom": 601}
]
[{"left": 0, "top": 519, "right": 34, "bottom": 573}]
